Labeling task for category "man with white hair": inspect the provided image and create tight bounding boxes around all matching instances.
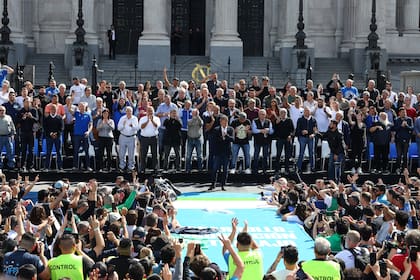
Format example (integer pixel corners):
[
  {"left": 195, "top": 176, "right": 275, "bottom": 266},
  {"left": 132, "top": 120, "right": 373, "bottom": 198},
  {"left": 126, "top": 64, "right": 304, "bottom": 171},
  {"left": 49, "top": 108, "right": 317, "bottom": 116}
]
[
  {"left": 117, "top": 106, "right": 138, "bottom": 172},
  {"left": 302, "top": 237, "right": 342, "bottom": 279},
  {"left": 72, "top": 102, "right": 92, "bottom": 171},
  {"left": 0, "top": 105, "right": 15, "bottom": 169},
  {"left": 296, "top": 107, "right": 318, "bottom": 172}
]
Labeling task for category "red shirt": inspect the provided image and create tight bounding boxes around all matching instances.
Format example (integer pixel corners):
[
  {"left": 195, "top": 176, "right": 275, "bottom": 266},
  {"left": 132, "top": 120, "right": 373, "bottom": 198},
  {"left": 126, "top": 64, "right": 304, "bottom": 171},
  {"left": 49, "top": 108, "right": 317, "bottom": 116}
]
[
  {"left": 392, "top": 253, "right": 420, "bottom": 279},
  {"left": 406, "top": 107, "right": 417, "bottom": 120}
]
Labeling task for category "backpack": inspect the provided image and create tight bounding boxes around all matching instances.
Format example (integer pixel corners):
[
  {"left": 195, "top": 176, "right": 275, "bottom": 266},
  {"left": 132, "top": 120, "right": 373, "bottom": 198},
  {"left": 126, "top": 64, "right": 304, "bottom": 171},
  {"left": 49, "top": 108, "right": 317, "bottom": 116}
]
[{"left": 349, "top": 248, "right": 369, "bottom": 271}]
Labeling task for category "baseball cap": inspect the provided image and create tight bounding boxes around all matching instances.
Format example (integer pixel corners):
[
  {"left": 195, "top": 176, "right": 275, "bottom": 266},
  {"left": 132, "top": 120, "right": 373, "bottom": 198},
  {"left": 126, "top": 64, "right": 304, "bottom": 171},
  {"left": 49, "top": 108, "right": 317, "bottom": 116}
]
[
  {"left": 108, "top": 212, "right": 121, "bottom": 223},
  {"left": 53, "top": 180, "right": 65, "bottom": 189},
  {"left": 132, "top": 226, "right": 146, "bottom": 239},
  {"left": 239, "top": 112, "right": 247, "bottom": 118}
]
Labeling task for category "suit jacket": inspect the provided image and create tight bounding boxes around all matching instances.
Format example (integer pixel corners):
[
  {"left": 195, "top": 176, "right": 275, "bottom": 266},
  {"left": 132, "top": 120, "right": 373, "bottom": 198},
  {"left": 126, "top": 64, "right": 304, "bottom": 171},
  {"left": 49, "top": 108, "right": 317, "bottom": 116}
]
[
  {"left": 340, "top": 120, "right": 351, "bottom": 146},
  {"left": 213, "top": 125, "right": 234, "bottom": 156}
]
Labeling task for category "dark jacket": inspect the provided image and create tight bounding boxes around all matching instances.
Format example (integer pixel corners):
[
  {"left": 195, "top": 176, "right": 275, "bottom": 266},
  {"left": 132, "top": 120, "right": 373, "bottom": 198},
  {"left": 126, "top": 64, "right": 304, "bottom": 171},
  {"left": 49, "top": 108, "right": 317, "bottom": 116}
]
[
  {"left": 295, "top": 116, "right": 317, "bottom": 137},
  {"left": 371, "top": 122, "right": 392, "bottom": 146},
  {"left": 44, "top": 115, "right": 64, "bottom": 138},
  {"left": 394, "top": 117, "right": 413, "bottom": 142},
  {"left": 273, "top": 118, "right": 294, "bottom": 139},
  {"left": 212, "top": 125, "right": 234, "bottom": 156},
  {"left": 17, "top": 108, "right": 39, "bottom": 134},
  {"left": 323, "top": 128, "right": 345, "bottom": 155},
  {"left": 163, "top": 117, "right": 182, "bottom": 145}
]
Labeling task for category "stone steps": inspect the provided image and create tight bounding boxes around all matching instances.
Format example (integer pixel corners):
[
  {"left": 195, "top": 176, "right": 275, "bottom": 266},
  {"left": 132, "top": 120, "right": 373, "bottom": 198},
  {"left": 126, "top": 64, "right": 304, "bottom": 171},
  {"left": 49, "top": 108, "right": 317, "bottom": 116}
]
[{"left": 26, "top": 54, "right": 70, "bottom": 86}]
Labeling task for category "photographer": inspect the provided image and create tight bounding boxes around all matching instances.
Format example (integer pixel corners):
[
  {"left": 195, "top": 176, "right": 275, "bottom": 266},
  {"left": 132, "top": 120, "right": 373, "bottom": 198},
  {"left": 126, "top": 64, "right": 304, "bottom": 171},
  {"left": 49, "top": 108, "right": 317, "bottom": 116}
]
[
  {"left": 391, "top": 229, "right": 420, "bottom": 279},
  {"left": 3, "top": 232, "right": 49, "bottom": 279}
]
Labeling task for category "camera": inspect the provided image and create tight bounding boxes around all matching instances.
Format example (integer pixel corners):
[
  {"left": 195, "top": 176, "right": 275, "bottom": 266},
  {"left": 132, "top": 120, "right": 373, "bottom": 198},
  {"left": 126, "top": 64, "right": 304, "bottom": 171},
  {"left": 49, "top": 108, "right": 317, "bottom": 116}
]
[
  {"left": 410, "top": 245, "right": 418, "bottom": 262},
  {"left": 383, "top": 240, "right": 398, "bottom": 251}
]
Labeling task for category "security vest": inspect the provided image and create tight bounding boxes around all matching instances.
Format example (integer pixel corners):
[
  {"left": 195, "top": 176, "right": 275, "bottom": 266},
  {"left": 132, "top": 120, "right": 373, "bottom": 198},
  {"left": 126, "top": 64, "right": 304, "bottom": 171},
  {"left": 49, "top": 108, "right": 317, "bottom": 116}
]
[
  {"left": 228, "top": 250, "right": 263, "bottom": 280},
  {"left": 48, "top": 253, "right": 84, "bottom": 280},
  {"left": 253, "top": 118, "right": 271, "bottom": 145},
  {"left": 302, "top": 259, "right": 341, "bottom": 280}
]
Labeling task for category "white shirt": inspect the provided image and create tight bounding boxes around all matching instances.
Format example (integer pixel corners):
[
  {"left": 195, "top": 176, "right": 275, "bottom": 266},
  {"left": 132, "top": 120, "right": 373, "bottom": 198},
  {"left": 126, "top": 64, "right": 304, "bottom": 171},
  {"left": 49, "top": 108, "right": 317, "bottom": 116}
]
[
  {"left": 335, "top": 249, "right": 355, "bottom": 269},
  {"left": 117, "top": 115, "right": 139, "bottom": 136},
  {"left": 271, "top": 269, "right": 296, "bottom": 280},
  {"left": 70, "top": 84, "right": 86, "bottom": 105},
  {"left": 303, "top": 100, "right": 317, "bottom": 114},
  {"left": 289, "top": 106, "right": 304, "bottom": 128},
  {"left": 0, "top": 90, "right": 9, "bottom": 105},
  {"left": 80, "top": 94, "right": 97, "bottom": 111},
  {"left": 314, "top": 107, "right": 330, "bottom": 133},
  {"left": 139, "top": 115, "right": 161, "bottom": 137}
]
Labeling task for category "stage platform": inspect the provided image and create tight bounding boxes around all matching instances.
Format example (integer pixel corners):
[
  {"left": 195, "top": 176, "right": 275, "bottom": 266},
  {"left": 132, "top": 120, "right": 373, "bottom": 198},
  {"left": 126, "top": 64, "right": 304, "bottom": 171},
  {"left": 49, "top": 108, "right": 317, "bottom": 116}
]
[{"left": 0, "top": 169, "right": 406, "bottom": 185}]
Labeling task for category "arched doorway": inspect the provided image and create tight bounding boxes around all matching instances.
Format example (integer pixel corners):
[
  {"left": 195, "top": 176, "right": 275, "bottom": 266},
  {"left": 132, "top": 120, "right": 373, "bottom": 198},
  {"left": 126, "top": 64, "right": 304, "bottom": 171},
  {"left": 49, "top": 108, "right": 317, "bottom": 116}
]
[
  {"left": 112, "top": 0, "right": 144, "bottom": 54},
  {"left": 238, "top": 0, "right": 264, "bottom": 56},
  {"left": 171, "top": 0, "right": 206, "bottom": 55}
]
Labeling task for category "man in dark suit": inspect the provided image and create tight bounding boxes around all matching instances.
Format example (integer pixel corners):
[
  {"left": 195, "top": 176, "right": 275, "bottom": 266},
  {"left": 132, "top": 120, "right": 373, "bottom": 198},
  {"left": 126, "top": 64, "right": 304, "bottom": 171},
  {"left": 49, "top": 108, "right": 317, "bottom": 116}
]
[
  {"left": 209, "top": 114, "right": 234, "bottom": 191},
  {"left": 107, "top": 25, "right": 116, "bottom": 59}
]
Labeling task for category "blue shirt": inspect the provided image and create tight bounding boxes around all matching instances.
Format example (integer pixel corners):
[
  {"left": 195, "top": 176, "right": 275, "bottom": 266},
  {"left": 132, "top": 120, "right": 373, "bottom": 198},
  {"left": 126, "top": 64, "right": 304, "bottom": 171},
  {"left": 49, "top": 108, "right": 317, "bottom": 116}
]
[
  {"left": 3, "top": 248, "right": 45, "bottom": 276},
  {"left": 74, "top": 111, "right": 92, "bottom": 135},
  {"left": 156, "top": 102, "right": 178, "bottom": 127},
  {"left": 0, "top": 69, "right": 7, "bottom": 85},
  {"left": 45, "top": 87, "right": 59, "bottom": 99},
  {"left": 341, "top": 86, "right": 359, "bottom": 100},
  {"left": 179, "top": 108, "right": 192, "bottom": 131}
]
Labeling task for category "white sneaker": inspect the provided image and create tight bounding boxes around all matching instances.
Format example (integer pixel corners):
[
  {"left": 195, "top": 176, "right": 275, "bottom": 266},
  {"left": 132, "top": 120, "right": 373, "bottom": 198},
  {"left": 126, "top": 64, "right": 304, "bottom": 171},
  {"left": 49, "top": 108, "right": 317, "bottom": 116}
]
[
  {"left": 351, "top": 167, "right": 356, "bottom": 174},
  {"left": 244, "top": 169, "right": 252, "bottom": 174},
  {"left": 357, "top": 167, "right": 363, "bottom": 174},
  {"left": 229, "top": 169, "right": 236, "bottom": 174}
]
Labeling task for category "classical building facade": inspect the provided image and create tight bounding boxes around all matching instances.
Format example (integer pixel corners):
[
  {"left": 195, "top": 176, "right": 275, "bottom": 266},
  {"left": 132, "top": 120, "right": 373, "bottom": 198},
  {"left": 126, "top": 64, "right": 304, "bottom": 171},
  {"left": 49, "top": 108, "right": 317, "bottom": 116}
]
[{"left": 3, "top": 0, "right": 420, "bottom": 75}]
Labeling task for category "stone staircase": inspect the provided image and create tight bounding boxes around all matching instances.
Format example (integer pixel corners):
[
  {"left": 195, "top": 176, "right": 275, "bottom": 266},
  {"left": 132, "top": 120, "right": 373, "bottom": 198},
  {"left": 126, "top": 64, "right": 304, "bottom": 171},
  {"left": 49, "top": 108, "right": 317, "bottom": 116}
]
[
  {"left": 26, "top": 54, "right": 69, "bottom": 86},
  {"left": 23, "top": 54, "right": 414, "bottom": 91},
  {"left": 97, "top": 55, "right": 288, "bottom": 88},
  {"left": 313, "top": 58, "right": 365, "bottom": 88}
]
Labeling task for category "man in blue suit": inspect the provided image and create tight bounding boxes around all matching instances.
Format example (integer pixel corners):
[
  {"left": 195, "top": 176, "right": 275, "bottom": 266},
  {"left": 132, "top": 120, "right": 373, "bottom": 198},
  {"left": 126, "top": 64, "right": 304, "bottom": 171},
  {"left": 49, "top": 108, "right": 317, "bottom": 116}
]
[{"left": 209, "top": 114, "right": 234, "bottom": 191}]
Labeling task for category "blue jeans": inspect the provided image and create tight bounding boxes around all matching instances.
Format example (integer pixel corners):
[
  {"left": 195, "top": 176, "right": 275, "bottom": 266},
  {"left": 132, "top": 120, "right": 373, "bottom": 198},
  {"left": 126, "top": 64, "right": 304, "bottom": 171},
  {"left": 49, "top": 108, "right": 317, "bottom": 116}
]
[
  {"left": 212, "top": 155, "right": 229, "bottom": 186},
  {"left": 417, "top": 138, "right": 420, "bottom": 167},
  {"left": 46, "top": 136, "right": 62, "bottom": 169},
  {"left": 276, "top": 138, "right": 292, "bottom": 171},
  {"left": 297, "top": 136, "right": 314, "bottom": 170},
  {"left": 328, "top": 152, "right": 345, "bottom": 181},
  {"left": 0, "top": 135, "right": 14, "bottom": 168},
  {"left": 158, "top": 127, "right": 165, "bottom": 156},
  {"left": 252, "top": 143, "right": 269, "bottom": 172},
  {"left": 73, "top": 135, "right": 90, "bottom": 168},
  {"left": 186, "top": 137, "right": 202, "bottom": 172},
  {"left": 231, "top": 143, "right": 250, "bottom": 170}
]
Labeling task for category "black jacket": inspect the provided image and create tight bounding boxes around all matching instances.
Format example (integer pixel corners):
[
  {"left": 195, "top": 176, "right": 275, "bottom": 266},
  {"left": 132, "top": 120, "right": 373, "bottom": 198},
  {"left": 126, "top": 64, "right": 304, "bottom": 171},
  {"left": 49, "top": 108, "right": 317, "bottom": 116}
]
[
  {"left": 323, "top": 128, "right": 345, "bottom": 155},
  {"left": 213, "top": 125, "right": 234, "bottom": 156},
  {"left": 44, "top": 115, "right": 64, "bottom": 138},
  {"left": 273, "top": 118, "right": 294, "bottom": 139}
]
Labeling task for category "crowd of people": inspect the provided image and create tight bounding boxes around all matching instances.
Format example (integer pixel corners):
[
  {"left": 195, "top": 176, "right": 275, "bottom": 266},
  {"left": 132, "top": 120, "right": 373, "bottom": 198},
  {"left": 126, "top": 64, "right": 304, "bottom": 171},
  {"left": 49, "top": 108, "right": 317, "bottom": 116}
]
[
  {"left": 0, "top": 166, "right": 419, "bottom": 279},
  {"left": 0, "top": 66, "right": 419, "bottom": 184}
]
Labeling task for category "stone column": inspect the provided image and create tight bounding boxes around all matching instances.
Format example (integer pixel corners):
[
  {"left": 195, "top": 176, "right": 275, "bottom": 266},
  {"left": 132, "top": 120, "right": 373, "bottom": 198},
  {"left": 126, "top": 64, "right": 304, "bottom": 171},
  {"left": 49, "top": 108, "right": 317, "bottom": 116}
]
[
  {"left": 335, "top": 0, "right": 344, "bottom": 52},
  {"left": 403, "top": 0, "right": 420, "bottom": 33},
  {"left": 385, "top": 0, "right": 398, "bottom": 34},
  {"left": 138, "top": 0, "right": 170, "bottom": 71},
  {"left": 7, "top": 0, "right": 28, "bottom": 64},
  {"left": 209, "top": 0, "right": 243, "bottom": 72}
]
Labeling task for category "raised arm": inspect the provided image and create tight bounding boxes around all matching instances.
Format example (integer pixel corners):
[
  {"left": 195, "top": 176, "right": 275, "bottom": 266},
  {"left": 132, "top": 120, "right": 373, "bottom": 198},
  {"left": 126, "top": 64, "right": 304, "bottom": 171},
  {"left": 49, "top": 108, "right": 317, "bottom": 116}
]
[{"left": 218, "top": 234, "right": 244, "bottom": 279}]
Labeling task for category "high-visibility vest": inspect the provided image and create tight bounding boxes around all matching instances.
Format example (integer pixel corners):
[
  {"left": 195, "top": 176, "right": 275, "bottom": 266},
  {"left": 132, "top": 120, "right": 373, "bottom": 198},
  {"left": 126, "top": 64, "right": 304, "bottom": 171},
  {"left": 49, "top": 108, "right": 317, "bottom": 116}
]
[
  {"left": 302, "top": 259, "right": 341, "bottom": 280},
  {"left": 48, "top": 253, "right": 84, "bottom": 280},
  {"left": 228, "top": 250, "right": 263, "bottom": 280}
]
